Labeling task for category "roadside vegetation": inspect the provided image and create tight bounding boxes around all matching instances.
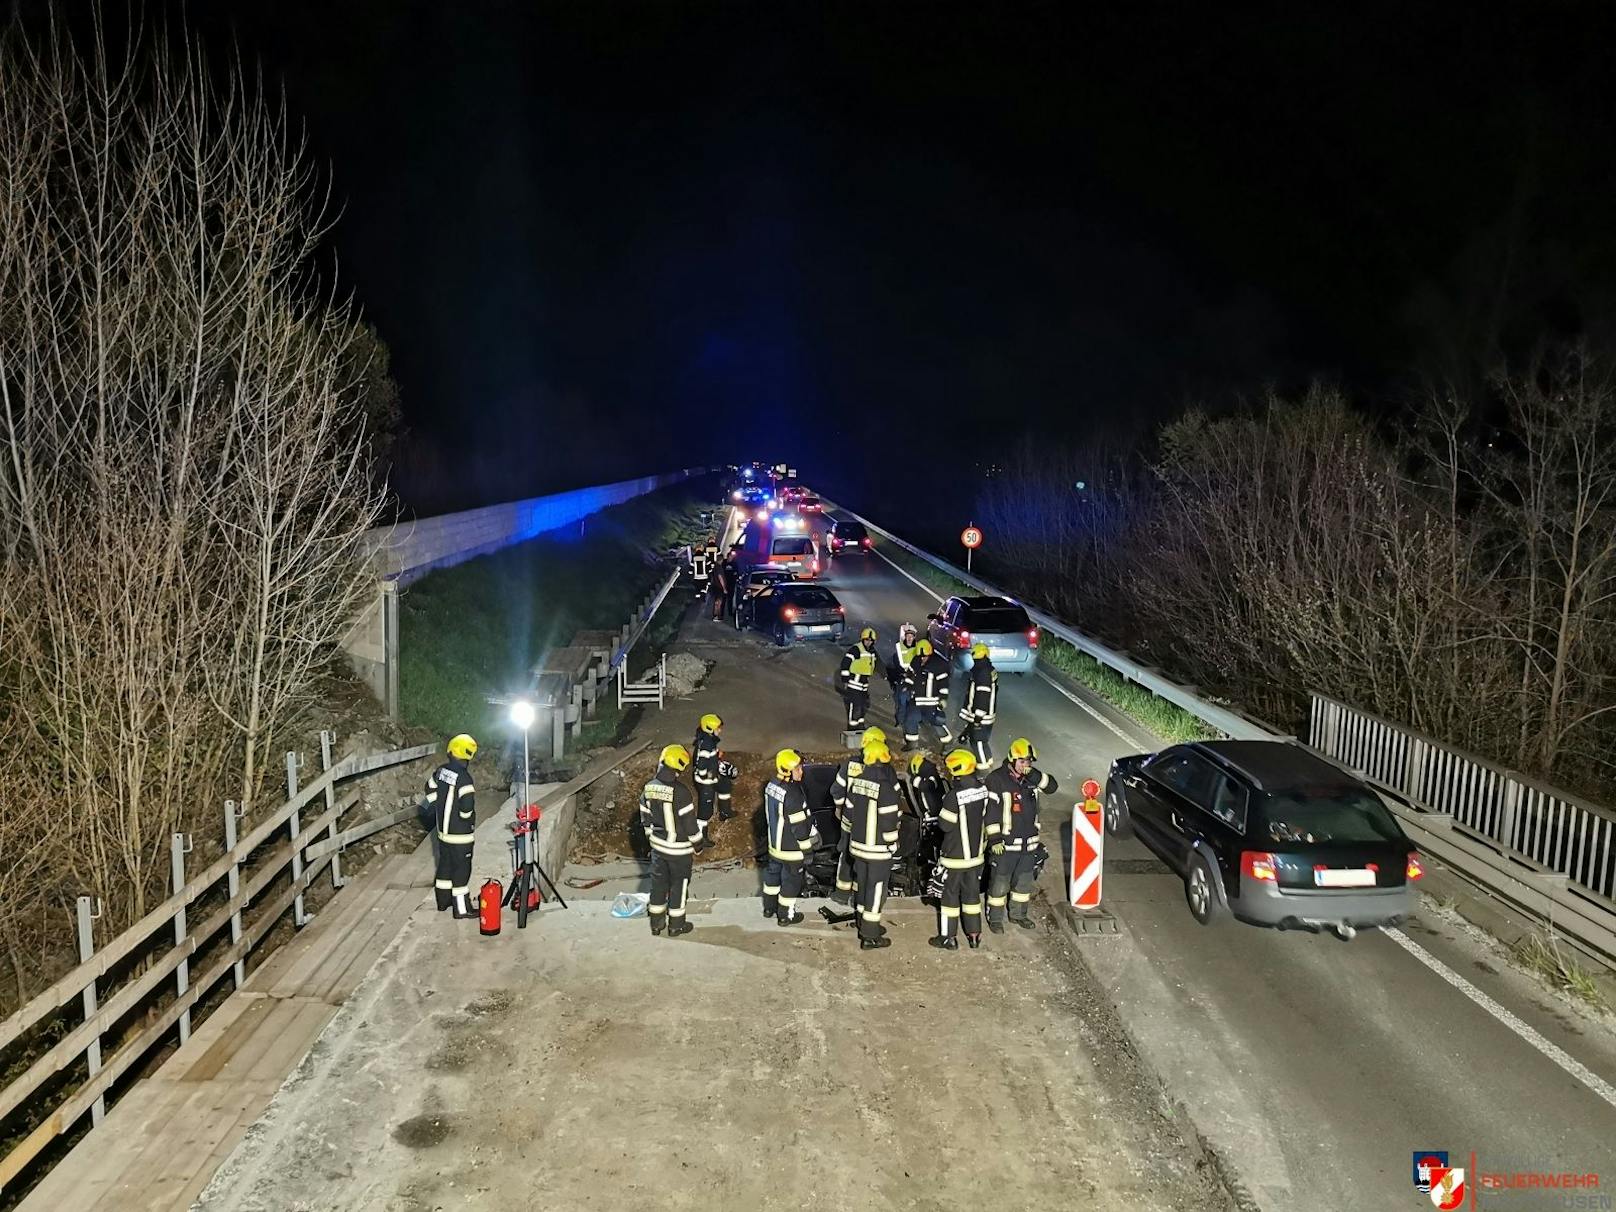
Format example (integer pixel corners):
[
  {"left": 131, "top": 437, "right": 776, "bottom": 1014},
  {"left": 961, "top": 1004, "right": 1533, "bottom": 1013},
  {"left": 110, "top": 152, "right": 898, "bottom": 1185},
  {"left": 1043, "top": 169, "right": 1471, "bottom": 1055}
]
[
  {"left": 399, "top": 483, "right": 714, "bottom": 742},
  {"left": 968, "top": 357, "right": 1616, "bottom": 805}
]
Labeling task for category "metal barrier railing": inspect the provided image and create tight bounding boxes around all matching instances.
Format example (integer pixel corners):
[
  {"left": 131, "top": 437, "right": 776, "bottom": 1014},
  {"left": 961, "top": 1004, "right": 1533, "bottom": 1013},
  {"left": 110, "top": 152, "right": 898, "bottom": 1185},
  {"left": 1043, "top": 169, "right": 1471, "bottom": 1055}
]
[{"left": 1311, "top": 693, "right": 1616, "bottom": 904}]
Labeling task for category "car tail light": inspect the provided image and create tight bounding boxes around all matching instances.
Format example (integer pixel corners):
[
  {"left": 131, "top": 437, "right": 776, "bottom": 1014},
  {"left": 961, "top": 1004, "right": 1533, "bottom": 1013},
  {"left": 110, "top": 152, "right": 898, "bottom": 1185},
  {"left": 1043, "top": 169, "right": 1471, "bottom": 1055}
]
[
  {"left": 958, "top": 630, "right": 971, "bottom": 644},
  {"left": 835, "top": 605, "right": 845, "bottom": 613},
  {"left": 1406, "top": 853, "right": 1424, "bottom": 881},
  {"left": 782, "top": 606, "right": 798, "bottom": 622},
  {"left": 1241, "top": 851, "right": 1278, "bottom": 883},
  {"left": 860, "top": 538, "right": 871, "bottom": 547},
  {"left": 810, "top": 560, "right": 820, "bottom": 573},
  {"left": 1027, "top": 626, "right": 1039, "bottom": 649}
]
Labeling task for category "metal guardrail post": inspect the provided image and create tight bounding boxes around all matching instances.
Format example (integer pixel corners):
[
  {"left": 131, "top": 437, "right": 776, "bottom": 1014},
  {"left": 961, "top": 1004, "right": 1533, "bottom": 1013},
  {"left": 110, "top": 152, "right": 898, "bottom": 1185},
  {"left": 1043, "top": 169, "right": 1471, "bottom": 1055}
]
[
  {"left": 321, "top": 731, "right": 345, "bottom": 890},
  {"left": 285, "top": 751, "right": 311, "bottom": 927},
  {"left": 74, "top": 896, "right": 105, "bottom": 1127},
  {"left": 169, "top": 833, "right": 192, "bottom": 1045},
  {"left": 223, "top": 799, "right": 247, "bottom": 989}
]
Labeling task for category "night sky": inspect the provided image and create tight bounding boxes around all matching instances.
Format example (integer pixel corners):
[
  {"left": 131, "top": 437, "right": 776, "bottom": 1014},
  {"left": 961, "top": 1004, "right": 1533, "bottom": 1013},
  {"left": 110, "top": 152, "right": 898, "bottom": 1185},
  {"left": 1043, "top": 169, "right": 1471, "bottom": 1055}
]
[{"left": 156, "top": 2, "right": 1616, "bottom": 513}]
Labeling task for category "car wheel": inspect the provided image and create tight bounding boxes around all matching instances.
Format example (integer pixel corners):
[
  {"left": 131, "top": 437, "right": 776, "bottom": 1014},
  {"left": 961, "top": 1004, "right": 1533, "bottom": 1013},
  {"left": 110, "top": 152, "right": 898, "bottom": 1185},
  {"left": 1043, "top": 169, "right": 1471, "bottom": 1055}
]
[
  {"left": 1104, "top": 787, "right": 1133, "bottom": 839},
  {"left": 775, "top": 623, "right": 792, "bottom": 649},
  {"left": 1184, "top": 855, "right": 1226, "bottom": 926}
]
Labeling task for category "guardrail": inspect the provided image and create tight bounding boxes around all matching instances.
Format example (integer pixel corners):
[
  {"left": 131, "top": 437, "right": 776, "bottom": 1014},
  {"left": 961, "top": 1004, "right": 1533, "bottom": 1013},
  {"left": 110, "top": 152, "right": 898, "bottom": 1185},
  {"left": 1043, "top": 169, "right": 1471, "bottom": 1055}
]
[
  {"left": 610, "top": 560, "right": 684, "bottom": 673},
  {"left": 0, "top": 736, "right": 435, "bottom": 1194},
  {"left": 829, "top": 499, "right": 1616, "bottom": 965}
]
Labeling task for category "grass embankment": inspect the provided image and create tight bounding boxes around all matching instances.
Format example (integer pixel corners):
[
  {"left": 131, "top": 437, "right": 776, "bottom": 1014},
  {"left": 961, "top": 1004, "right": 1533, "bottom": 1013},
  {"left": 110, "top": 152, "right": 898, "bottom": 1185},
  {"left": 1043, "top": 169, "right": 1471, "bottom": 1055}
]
[
  {"left": 399, "top": 482, "right": 715, "bottom": 743},
  {"left": 871, "top": 532, "right": 1214, "bottom": 745}
]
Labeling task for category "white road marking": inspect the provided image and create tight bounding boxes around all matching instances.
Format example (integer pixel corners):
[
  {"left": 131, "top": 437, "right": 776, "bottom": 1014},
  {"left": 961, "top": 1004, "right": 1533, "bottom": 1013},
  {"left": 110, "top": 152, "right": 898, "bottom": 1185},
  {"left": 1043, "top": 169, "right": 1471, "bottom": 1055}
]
[
  {"left": 1384, "top": 926, "right": 1616, "bottom": 1111},
  {"left": 870, "top": 545, "right": 945, "bottom": 603},
  {"left": 1036, "top": 669, "right": 1150, "bottom": 747},
  {"left": 871, "top": 544, "right": 1148, "bottom": 748}
]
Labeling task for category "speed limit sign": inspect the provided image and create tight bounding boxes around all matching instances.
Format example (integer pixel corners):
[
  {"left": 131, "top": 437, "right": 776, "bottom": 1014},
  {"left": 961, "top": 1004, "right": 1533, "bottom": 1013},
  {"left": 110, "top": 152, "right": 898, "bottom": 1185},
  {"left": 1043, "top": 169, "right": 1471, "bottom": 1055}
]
[{"left": 961, "top": 526, "right": 983, "bottom": 549}]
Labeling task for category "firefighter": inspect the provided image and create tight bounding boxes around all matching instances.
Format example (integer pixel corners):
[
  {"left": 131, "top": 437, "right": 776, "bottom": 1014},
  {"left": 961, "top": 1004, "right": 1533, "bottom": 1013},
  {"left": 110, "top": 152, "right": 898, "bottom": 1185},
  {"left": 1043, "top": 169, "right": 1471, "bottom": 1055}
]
[
  {"left": 960, "top": 643, "right": 999, "bottom": 767},
  {"left": 930, "top": 748, "right": 992, "bottom": 951},
  {"left": 762, "top": 749, "right": 814, "bottom": 924},
  {"left": 837, "top": 627, "right": 879, "bottom": 730},
  {"left": 842, "top": 739, "right": 902, "bottom": 950},
  {"left": 902, "top": 640, "right": 953, "bottom": 747},
  {"left": 985, "top": 737, "right": 1060, "bottom": 933},
  {"left": 888, "top": 622, "right": 921, "bottom": 728},
  {"left": 906, "top": 751, "right": 946, "bottom": 824},
  {"left": 831, "top": 727, "right": 887, "bottom": 903},
  {"left": 428, "top": 734, "right": 479, "bottom": 917},
  {"left": 691, "top": 714, "right": 723, "bottom": 851},
  {"left": 638, "top": 744, "right": 699, "bottom": 937}
]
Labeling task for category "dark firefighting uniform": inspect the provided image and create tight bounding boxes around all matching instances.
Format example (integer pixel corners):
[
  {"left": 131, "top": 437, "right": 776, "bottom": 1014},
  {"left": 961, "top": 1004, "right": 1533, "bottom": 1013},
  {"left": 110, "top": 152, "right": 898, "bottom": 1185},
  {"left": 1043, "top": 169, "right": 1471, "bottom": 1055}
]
[
  {"left": 838, "top": 641, "right": 878, "bottom": 729},
  {"left": 763, "top": 776, "right": 814, "bottom": 919},
  {"left": 843, "top": 763, "right": 903, "bottom": 942},
  {"left": 830, "top": 755, "right": 868, "bottom": 900},
  {"left": 889, "top": 636, "right": 921, "bottom": 727},
  {"left": 710, "top": 552, "right": 737, "bottom": 620},
  {"left": 907, "top": 756, "right": 946, "bottom": 824},
  {"left": 426, "top": 758, "right": 476, "bottom": 915},
  {"left": 638, "top": 763, "right": 698, "bottom": 934},
  {"left": 961, "top": 656, "right": 998, "bottom": 766},
  {"left": 903, "top": 652, "right": 953, "bottom": 746},
  {"left": 936, "top": 772, "right": 992, "bottom": 939},
  {"left": 985, "top": 763, "right": 1060, "bottom": 924},
  {"left": 692, "top": 731, "right": 722, "bottom": 838}
]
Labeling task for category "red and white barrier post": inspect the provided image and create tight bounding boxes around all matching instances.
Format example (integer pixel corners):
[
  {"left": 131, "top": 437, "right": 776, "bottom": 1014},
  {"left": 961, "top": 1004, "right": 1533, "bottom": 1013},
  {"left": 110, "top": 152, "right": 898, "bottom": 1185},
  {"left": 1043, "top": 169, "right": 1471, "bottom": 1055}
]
[{"left": 1069, "top": 778, "right": 1104, "bottom": 909}]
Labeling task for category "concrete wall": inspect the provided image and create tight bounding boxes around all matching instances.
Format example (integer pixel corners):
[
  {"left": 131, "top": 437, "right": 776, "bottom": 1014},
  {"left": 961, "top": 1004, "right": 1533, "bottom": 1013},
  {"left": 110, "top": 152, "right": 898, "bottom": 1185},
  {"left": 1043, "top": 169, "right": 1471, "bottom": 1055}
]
[{"left": 342, "top": 468, "right": 706, "bottom": 714}]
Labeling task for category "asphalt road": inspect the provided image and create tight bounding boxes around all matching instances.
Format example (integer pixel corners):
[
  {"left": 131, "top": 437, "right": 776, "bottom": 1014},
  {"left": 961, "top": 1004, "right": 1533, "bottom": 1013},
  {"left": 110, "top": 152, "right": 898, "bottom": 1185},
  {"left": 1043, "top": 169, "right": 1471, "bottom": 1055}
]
[{"left": 729, "top": 504, "right": 1616, "bottom": 1212}]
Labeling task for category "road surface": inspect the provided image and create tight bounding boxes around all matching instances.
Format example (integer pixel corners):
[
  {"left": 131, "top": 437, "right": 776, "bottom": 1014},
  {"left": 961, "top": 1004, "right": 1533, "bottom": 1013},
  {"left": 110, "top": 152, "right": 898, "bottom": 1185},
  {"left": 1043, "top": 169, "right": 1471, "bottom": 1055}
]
[{"left": 728, "top": 504, "right": 1616, "bottom": 1211}]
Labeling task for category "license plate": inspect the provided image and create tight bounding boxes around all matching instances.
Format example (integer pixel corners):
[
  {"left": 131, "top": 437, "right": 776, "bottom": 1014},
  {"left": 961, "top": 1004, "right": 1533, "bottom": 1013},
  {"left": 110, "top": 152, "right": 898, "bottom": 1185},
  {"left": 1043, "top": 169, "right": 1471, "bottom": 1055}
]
[
  {"left": 810, "top": 625, "right": 831, "bottom": 633},
  {"left": 990, "top": 648, "right": 1015, "bottom": 660},
  {"left": 1314, "top": 868, "right": 1375, "bottom": 888}
]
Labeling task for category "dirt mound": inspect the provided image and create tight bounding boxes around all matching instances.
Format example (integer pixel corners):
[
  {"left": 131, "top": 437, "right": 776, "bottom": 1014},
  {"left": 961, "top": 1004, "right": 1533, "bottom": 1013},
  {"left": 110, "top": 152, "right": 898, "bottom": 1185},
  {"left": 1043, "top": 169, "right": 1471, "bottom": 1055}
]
[
  {"left": 664, "top": 651, "right": 709, "bottom": 698},
  {"left": 571, "top": 746, "right": 854, "bottom": 866}
]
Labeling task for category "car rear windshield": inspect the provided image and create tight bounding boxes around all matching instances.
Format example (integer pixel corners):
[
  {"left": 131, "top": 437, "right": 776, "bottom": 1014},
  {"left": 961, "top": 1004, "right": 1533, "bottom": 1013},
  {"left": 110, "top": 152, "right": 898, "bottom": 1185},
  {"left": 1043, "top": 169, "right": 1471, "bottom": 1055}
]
[
  {"left": 1254, "top": 789, "right": 1403, "bottom": 846},
  {"left": 963, "top": 604, "right": 1031, "bottom": 632},
  {"left": 781, "top": 587, "right": 836, "bottom": 607},
  {"left": 836, "top": 522, "right": 867, "bottom": 539},
  {"left": 771, "top": 538, "right": 815, "bottom": 556}
]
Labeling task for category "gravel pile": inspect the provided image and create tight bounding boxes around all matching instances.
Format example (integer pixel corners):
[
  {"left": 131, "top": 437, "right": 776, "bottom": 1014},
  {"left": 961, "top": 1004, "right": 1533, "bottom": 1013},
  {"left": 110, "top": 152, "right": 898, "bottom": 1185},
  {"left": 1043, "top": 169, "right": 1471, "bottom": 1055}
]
[{"left": 664, "top": 652, "right": 710, "bottom": 698}]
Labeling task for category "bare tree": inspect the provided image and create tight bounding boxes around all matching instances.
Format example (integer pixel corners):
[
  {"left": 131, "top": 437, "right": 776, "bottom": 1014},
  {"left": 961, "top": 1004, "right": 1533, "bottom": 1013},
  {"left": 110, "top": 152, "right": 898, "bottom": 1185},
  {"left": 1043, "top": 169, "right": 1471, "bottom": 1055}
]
[{"left": 0, "top": 16, "right": 387, "bottom": 962}]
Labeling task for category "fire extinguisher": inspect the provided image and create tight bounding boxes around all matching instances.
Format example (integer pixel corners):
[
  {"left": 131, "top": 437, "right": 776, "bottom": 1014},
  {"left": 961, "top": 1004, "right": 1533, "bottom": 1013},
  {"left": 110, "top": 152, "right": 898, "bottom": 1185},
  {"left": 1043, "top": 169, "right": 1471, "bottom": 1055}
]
[{"left": 479, "top": 879, "right": 502, "bottom": 936}]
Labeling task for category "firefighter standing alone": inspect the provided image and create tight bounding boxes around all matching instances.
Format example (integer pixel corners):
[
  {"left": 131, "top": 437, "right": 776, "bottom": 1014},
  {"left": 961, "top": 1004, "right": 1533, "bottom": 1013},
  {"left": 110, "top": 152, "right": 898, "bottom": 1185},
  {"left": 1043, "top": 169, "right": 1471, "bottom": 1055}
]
[
  {"left": 639, "top": 744, "right": 699, "bottom": 937},
  {"left": 428, "top": 734, "right": 479, "bottom": 918},
  {"left": 691, "top": 713, "right": 725, "bottom": 851},
  {"left": 985, "top": 737, "right": 1060, "bottom": 932},
  {"left": 838, "top": 627, "right": 879, "bottom": 731}
]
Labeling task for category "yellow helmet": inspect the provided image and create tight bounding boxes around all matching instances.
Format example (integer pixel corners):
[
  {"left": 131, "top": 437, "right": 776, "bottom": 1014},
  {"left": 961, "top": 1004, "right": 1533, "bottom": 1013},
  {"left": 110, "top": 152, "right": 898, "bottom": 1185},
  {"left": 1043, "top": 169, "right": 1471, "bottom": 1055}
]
[
  {"left": 859, "top": 626, "right": 877, "bottom": 644},
  {"left": 699, "top": 713, "right": 723, "bottom": 735},
  {"left": 908, "top": 752, "right": 929, "bottom": 776},
  {"left": 860, "top": 726, "right": 887, "bottom": 747},
  {"left": 447, "top": 733, "right": 478, "bottom": 760},
  {"left": 970, "top": 642, "right": 989, "bottom": 660},
  {"left": 659, "top": 743, "right": 692, "bottom": 772},
  {"left": 1008, "top": 737, "right": 1037, "bottom": 763},
  {"left": 862, "top": 740, "right": 892, "bottom": 764},
  {"left": 945, "top": 748, "right": 978, "bottom": 777},
  {"left": 776, "top": 748, "right": 803, "bottom": 777},
  {"left": 915, "top": 639, "right": 934, "bottom": 659}
]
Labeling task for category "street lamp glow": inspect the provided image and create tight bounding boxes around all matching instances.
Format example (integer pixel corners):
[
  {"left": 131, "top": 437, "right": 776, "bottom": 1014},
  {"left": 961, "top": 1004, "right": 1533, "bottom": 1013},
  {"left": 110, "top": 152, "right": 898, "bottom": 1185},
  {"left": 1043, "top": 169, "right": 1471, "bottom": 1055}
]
[{"left": 509, "top": 700, "right": 535, "bottom": 731}]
